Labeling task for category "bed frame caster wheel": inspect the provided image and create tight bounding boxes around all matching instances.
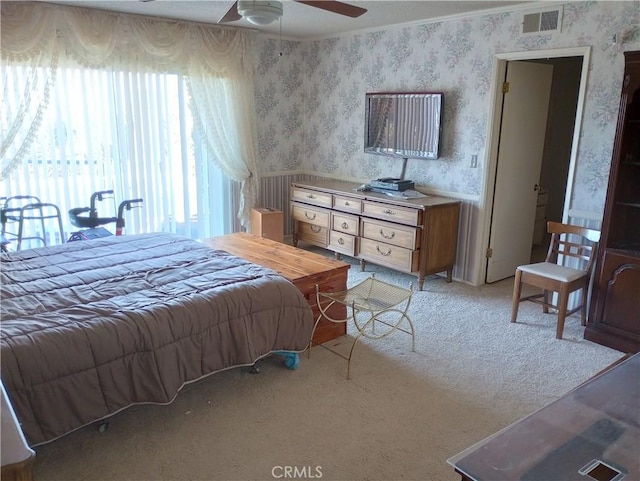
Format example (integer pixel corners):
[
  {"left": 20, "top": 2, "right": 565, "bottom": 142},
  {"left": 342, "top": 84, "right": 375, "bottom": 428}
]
[
  {"left": 248, "top": 361, "right": 261, "bottom": 374},
  {"left": 98, "top": 421, "right": 109, "bottom": 433}
]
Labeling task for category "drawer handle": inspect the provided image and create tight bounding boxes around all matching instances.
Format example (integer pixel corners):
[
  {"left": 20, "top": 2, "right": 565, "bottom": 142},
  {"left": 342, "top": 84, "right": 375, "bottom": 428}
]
[
  {"left": 306, "top": 194, "right": 316, "bottom": 199},
  {"left": 376, "top": 245, "right": 392, "bottom": 256},
  {"left": 344, "top": 201, "right": 350, "bottom": 206},
  {"left": 383, "top": 208, "right": 396, "bottom": 216},
  {"left": 379, "top": 229, "right": 395, "bottom": 240},
  {"left": 310, "top": 225, "right": 322, "bottom": 233},
  {"left": 338, "top": 237, "right": 345, "bottom": 245},
  {"left": 341, "top": 222, "right": 349, "bottom": 229},
  {"left": 305, "top": 212, "right": 317, "bottom": 220}
]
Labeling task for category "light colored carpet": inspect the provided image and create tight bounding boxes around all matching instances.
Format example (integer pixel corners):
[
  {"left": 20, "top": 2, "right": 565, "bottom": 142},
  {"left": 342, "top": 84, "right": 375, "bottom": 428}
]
[{"left": 32, "top": 254, "right": 623, "bottom": 481}]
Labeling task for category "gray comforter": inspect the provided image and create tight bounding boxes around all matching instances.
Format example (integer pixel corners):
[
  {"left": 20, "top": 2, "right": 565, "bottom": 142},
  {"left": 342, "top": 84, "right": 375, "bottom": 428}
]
[{"left": 0, "top": 233, "right": 313, "bottom": 446}]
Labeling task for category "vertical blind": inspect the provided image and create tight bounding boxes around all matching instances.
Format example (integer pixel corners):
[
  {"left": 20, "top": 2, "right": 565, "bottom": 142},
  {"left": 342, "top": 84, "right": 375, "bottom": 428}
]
[{"left": 1, "top": 65, "right": 233, "bottom": 248}]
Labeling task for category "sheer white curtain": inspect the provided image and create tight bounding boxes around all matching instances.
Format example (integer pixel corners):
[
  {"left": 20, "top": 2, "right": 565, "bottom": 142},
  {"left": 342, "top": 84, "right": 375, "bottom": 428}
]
[
  {"left": 1, "top": 2, "right": 258, "bottom": 246},
  {"left": 0, "top": 3, "right": 58, "bottom": 178}
]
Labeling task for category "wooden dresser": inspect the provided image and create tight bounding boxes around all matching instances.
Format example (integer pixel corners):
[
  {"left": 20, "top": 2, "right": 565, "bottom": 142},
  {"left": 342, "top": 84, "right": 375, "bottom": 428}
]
[{"left": 290, "top": 179, "right": 461, "bottom": 290}]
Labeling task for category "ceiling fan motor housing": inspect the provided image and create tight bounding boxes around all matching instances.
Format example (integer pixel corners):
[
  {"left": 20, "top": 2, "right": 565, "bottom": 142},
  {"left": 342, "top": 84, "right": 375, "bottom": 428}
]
[{"left": 237, "top": 1, "right": 283, "bottom": 25}]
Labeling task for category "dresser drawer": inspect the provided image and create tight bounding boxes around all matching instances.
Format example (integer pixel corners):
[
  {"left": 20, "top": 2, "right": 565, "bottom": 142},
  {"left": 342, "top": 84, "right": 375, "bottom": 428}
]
[
  {"left": 362, "top": 200, "right": 421, "bottom": 226},
  {"left": 297, "top": 222, "right": 329, "bottom": 246},
  {"left": 292, "top": 203, "right": 330, "bottom": 227},
  {"left": 291, "top": 187, "right": 332, "bottom": 208},
  {"left": 333, "top": 195, "right": 362, "bottom": 214},
  {"left": 361, "top": 218, "right": 420, "bottom": 250},
  {"left": 331, "top": 212, "right": 359, "bottom": 236},
  {"left": 358, "top": 238, "right": 419, "bottom": 272},
  {"left": 329, "top": 230, "right": 357, "bottom": 256}
]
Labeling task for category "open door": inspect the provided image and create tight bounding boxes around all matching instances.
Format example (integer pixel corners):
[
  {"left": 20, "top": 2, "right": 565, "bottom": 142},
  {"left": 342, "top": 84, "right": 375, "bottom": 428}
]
[{"left": 486, "top": 60, "right": 553, "bottom": 283}]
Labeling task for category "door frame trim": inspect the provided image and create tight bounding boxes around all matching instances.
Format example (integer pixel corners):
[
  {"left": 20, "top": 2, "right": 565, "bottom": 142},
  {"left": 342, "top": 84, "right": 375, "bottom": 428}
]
[{"left": 475, "top": 46, "right": 591, "bottom": 285}]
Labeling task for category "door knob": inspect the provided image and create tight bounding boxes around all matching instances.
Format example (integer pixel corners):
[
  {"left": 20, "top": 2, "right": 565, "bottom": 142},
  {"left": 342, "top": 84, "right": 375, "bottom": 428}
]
[{"left": 534, "top": 184, "right": 540, "bottom": 191}]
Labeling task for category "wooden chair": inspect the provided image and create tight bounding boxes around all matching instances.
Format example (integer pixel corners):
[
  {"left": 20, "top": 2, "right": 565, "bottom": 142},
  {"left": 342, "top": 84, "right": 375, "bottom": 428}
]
[{"left": 511, "top": 221, "right": 600, "bottom": 339}]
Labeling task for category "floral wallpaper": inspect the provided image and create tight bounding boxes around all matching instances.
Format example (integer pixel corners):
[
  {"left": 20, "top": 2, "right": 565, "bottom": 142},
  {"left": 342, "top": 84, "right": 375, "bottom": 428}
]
[{"left": 254, "top": 1, "right": 639, "bottom": 214}]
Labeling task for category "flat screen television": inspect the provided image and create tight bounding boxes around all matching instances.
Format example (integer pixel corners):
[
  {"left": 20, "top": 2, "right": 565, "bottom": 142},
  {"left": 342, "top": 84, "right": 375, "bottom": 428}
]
[{"left": 364, "top": 92, "right": 443, "bottom": 160}]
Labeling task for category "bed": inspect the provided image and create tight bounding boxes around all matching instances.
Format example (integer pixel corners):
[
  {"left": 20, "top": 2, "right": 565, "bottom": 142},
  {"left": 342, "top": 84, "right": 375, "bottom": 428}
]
[{"left": 0, "top": 233, "right": 314, "bottom": 447}]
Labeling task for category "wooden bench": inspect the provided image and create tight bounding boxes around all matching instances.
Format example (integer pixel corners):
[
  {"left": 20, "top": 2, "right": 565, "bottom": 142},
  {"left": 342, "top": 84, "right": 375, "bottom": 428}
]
[{"left": 202, "top": 232, "right": 350, "bottom": 344}]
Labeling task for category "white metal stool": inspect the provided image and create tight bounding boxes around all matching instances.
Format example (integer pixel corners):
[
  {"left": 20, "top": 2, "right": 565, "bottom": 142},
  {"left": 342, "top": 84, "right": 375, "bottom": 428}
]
[{"left": 311, "top": 274, "right": 416, "bottom": 379}]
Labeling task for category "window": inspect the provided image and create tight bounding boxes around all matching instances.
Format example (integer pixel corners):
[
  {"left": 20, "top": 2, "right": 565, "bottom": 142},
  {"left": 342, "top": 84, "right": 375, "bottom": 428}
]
[
  {"left": 2, "top": 65, "right": 234, "bottom": 247},
  {"left": 1, "top": 3, "right": 259, "bottom": 250}
]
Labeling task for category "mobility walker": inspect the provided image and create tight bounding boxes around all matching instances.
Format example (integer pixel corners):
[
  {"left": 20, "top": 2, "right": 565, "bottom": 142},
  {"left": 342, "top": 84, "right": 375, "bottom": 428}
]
[
  {"left": 67, "top": 190, "right": 143, "bottom": 241},
  {"left": 1, "top": 195, "right": 65, "bottom": 251}
]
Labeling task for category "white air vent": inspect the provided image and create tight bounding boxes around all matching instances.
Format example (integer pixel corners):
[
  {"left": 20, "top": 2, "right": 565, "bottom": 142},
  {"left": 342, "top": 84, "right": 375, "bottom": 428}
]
[{"left": 522, "top": 7, "right": 562, "bottom": 35}]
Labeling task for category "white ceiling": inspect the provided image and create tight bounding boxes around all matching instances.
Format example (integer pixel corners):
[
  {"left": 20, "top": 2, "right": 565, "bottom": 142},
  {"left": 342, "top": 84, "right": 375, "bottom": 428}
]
[{"left": 40, "top": 1, "right": 533, "bottom": 40}]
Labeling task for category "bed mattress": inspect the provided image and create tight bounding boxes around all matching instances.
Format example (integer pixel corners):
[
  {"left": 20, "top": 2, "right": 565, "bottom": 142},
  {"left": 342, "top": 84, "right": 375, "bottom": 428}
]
[{"left": 0, "top": 233, "right": 313, "bottom": 446}]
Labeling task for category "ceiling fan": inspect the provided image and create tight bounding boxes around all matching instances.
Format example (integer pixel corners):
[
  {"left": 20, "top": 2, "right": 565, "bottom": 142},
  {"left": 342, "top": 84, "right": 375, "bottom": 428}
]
[{"left": 219, "top": 1, "right": 367, "bottom": 26}]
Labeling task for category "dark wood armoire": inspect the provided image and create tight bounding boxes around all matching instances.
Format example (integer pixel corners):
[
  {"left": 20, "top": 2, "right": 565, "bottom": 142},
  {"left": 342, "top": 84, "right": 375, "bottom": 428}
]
[{"left": 585, "top": 50, "right": 640, "bottom": 352}]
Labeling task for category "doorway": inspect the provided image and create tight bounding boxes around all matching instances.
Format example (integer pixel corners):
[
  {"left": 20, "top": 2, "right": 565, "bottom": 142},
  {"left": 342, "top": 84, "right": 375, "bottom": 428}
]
[
  {"left": 530, "top": 56, "right": 583, "bottom": 262},
  {"left": 479, "top": 47, "right": 591, "bottom": 284}
]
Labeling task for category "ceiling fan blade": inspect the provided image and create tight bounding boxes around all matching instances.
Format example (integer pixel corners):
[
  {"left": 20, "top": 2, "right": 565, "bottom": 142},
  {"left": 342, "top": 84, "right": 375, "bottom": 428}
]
[
  {"left": 295, "top": 1, "right": 367, "bottom": 18},
  {"left": 219, "top": 1, "right": 242, "bottom": 23}
]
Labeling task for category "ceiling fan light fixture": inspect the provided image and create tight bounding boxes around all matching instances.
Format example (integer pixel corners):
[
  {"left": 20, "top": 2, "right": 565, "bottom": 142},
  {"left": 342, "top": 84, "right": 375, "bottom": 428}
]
[{"left": 237, "top": 1, "right": 283, "bottom": 25}]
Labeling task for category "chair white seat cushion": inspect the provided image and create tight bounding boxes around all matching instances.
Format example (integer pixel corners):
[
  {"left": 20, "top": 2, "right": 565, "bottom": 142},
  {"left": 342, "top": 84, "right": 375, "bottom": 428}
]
[{"left": 517, "top": 262, "right": 586, "bottom": 283}]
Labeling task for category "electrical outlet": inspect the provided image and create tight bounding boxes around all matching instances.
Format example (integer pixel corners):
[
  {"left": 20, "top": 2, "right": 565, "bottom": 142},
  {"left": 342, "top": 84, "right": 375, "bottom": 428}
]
[{"left": 470, "top": 154, "right": 478, "bottom": 168}]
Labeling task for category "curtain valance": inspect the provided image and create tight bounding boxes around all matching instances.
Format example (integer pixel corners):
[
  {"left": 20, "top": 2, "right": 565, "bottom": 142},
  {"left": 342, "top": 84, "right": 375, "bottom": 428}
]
[{"left": 1, "top": 2, "right": 254, "bottom": 73}]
